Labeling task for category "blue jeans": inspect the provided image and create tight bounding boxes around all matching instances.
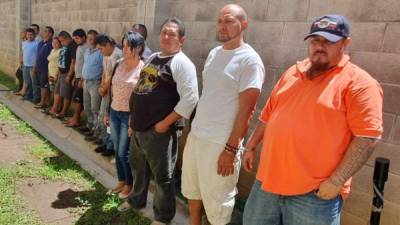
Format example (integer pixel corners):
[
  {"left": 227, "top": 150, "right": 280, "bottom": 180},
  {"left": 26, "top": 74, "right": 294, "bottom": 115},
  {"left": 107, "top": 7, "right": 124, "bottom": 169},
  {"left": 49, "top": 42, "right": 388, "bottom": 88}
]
[
  {"left": 243, "top": 180, "right": 343, "bottom": 225},
  {"left": 110, "top": 108, "right": 133, "bottom": 185},
  {"left": 31, "top": 70, "right": 41, "bottom": 101},
  {"left": 22, "top": 66, "right": 33, "bottom": 100}
]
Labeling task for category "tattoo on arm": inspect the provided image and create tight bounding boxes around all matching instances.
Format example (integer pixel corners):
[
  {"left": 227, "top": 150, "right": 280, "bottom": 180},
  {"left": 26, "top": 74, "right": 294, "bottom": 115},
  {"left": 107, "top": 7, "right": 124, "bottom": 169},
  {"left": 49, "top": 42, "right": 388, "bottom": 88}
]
[{"left": 329, "top": 137, "right": 378, "bottom": 187}]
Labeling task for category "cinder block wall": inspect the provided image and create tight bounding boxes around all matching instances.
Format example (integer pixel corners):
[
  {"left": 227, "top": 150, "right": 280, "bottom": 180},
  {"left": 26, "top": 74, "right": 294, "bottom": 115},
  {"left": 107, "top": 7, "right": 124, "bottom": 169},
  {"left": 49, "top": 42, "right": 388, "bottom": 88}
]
[
  {"left": 0, "top": 0, "right": 398, "bottom": 224},
  {"left": 0, "top": 0, "right": 17, "bottom": 75}
]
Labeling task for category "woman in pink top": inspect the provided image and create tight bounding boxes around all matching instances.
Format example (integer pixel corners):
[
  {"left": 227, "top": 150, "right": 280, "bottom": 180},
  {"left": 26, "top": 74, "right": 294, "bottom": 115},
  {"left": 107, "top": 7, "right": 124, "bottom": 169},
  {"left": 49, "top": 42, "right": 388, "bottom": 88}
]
[{"left": 107, "top": 32, "right": 145, "bottom": 199}]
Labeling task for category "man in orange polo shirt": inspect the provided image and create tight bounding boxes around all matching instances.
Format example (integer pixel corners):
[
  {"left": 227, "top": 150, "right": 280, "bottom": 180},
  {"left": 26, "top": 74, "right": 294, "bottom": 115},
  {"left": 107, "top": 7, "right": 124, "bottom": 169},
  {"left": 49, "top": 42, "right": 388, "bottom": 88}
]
[{"left": 242, "top": 14, "right": 383, "bottom": 225}]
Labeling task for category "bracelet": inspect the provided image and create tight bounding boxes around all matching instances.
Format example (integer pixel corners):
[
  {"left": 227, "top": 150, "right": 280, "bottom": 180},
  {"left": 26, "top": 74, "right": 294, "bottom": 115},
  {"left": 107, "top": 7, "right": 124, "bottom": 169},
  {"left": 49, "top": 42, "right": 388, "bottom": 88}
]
[
  {"left": 225, "top": 143, "right": 239, "bottom": 151},
  {"left": 224, "top": 145, "right": 237, "bottom": 155},
  {"left": 224, "top": 148, "right": 236, "bottom": 155}
]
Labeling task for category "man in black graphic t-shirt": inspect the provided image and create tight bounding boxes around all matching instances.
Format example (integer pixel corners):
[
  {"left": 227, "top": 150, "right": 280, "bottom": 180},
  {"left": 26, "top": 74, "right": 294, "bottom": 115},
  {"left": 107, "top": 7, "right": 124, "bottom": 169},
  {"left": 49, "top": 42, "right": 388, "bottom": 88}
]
[{"left": 118, "top": 17, "right": 199, "bottom": 225}]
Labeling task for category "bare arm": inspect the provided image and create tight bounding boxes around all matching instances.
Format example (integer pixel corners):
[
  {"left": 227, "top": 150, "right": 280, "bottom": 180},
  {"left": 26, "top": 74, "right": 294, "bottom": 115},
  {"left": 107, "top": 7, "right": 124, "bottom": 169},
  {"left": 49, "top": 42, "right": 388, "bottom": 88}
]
[
  {"left": 226, "top": 88, "right": 261, "bottom": 148},
  {"left": 317, "top": 136, "right": 378, "bottom": 199},
  {"left": 329, "top": 136, "right": 378, "bottom": 186},
  {"left": 242, "top": 120, "right": 266, "bottom": 172},
  {"left": 218, "top": 88, "right": 261, "bottom": 176}
]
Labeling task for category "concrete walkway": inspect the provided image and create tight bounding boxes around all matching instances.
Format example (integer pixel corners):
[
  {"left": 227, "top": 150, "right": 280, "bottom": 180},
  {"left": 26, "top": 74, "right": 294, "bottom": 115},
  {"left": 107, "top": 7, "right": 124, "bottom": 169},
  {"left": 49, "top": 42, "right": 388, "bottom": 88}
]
[{"left": 0, "top": 85, "right": 189, "bottom": 225}]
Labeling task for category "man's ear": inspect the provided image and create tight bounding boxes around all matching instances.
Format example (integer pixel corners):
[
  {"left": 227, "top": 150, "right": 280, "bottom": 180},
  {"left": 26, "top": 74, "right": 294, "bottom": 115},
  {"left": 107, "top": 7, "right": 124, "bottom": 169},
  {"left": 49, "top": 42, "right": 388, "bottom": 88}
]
[
  {"left": 241, "top": 20, "right": 248, "bottom": 31},
  {"left": 179, "top": 36, "right": 186, "bottom": 46}
]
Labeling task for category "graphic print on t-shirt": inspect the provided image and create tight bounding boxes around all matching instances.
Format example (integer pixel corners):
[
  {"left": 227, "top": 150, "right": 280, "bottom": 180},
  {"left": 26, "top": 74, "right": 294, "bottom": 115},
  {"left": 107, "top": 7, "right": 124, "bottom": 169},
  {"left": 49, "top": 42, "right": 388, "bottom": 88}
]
[{"left": 135, "top": 64, "right": 160, "bottom": 94}]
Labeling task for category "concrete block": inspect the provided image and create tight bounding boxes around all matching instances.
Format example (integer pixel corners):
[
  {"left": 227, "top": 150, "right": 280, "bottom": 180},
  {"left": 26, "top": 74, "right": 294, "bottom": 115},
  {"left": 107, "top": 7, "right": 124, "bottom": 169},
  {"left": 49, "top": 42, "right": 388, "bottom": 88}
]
[
  {"left": 266, "top": 0, "right": 309, "bottom": 21},
  {"left": 391, "top": 116, "right": 400, "bottom": 145},
  {"left": 237, "top": 0, "right": 268, "bottom": 21},
  {"left": 189, "top": 21, "right": 216, "bottom": 41},
  {"left": 308, "top": 0, "right": 363, "bottom": 21},
  {"left": 352, "top": 165, "right": 400, "bottom": 205},
  {"left": 343, "top": 189, "right": 372, "bottom": 219},
  {"left": 382, "top": 113, "right": 396, "bottom": 142},
  {"left": 246, "top": 21, "right": 284, "bottom": 45},
  {"left": 281, "top": 22, "right": 309, "bottom": 47},
  {"left": 194, "top": 1, "right": 212, "bottom": 21},
  {"left": 359, "top": 0, "right": 400, "bottom": 21},
  {"left": 350, "top": 51, "right": 400, "bottom": 85},
  {"left": 340, "top": 210, "right": 366, "bottom": 225},
  {"left": 381, "top": 84, "right": 400, "bottom": 115},
  {"left": 349, "top": 22, "right": 386, "bottom": 52},
  {"left": 261, "top": 44, "right": 305, "bottom": 70},
  {"left": 368, "top": 142, "right": 400, "bottom": 176},
  {"left": 382, "top": 23, "right": 400, "bottom": 54}
]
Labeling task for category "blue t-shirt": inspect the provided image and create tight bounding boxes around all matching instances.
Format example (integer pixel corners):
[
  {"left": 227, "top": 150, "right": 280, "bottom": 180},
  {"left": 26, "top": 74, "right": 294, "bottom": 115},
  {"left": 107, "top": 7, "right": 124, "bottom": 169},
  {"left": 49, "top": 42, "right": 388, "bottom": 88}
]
[
  {"left": 35, "top": 39, "right": 53, "bottom": 73},
  {"left": 82, "top": 48, "right": 103, "bottom": 80},
  {"left": 22, "top": 40, "right": 39, "bottom": 67}
]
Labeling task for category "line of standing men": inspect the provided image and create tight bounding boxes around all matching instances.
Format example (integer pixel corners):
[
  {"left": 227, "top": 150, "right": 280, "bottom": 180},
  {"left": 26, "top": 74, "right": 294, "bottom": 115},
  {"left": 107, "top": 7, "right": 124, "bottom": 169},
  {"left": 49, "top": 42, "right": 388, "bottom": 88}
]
[{"left": 17, "top": 3, "right": 383, "bottom": 225}]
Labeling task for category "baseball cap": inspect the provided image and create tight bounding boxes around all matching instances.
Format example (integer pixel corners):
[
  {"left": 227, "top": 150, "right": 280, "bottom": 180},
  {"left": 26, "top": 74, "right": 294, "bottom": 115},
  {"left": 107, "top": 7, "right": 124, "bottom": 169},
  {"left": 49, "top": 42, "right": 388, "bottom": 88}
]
[{"left": 304, "top": 14, "right": 350, "bottom": 42}]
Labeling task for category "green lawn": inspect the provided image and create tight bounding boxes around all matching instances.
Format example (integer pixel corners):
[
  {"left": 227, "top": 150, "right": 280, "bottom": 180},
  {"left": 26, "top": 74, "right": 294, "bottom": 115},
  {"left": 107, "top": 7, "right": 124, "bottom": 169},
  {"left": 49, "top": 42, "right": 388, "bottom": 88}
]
[{"left": 0, "top": 78, "right": 150, "bottom": 224}]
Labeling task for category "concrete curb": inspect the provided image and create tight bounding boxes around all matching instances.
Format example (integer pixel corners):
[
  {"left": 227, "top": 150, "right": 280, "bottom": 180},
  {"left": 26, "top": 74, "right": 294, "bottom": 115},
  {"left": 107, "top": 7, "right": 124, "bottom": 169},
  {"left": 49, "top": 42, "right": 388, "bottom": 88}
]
[{"left": 0, "top": 85, "right": 188, "bottom": 225}]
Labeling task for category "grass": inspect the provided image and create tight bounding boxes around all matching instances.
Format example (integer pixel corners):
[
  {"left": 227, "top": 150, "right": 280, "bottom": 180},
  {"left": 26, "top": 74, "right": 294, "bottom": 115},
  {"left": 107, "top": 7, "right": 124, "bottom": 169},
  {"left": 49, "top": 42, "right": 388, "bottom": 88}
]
[
  {"left": 0, "top": 168, "right": 43, "bottom": 225},
  {"left": 0, "top": 100, "right": 151, "bottom": 224},
  {"left": 0, "top": 70, "right": 17, "bottom": 90}
]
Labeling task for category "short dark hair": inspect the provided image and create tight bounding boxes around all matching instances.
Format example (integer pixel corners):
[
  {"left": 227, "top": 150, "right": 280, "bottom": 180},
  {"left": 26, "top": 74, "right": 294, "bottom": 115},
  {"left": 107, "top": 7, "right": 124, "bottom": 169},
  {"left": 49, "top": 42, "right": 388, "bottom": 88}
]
[
  {"left": 160, "top": 17, "right": 185, "bottom": 37},
  {"left": 45, "top": 26, "right": 54, "bottom": 35},
  {"left": 122, "top": 31, "right": 145, "bottom": 57},
  {"left": 96, "top": 34, "right": 116, "bottom": 46},
  {"left": 58, "top": 30, "right": 72, "bottom": 39},
  {"left": 25, "top": 28, "right": 35, "bottom": 34},
  {"left": 72, "top": 29, "right": 86, "bottom": 39},
  {"left": 132, "top": 23, "right": 148, "bottom": 40},
  {"left": 31, "top": 24, "right": 40, "bottom": 31},
  {"left": 87, "top": 30, "right": 98, "bottom": 36}
]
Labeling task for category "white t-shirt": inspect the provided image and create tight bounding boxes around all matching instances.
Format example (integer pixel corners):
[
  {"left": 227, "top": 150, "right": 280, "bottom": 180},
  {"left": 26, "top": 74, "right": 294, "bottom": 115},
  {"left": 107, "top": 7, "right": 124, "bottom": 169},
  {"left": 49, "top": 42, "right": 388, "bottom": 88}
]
[{"left": 191, "top": 44, "right": 265, "bottom": 144}]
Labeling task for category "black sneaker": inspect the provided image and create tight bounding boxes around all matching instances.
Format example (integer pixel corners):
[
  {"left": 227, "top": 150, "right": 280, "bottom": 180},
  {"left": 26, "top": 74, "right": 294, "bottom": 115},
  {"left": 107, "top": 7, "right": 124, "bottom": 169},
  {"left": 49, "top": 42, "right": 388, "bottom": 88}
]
[
  {"left": 85, "top": 135, "right": 97, "bottom": 142},
  {"left": 101, "top": 149, "right": 115, "bottom": 156},
  {"left": 94, "top": 145, "right": 106, "bottom": 153},
  {"left": 77, "top": 126, "right": 90, "bottom": 132},
  {"left": 94, "top": 138, "right": 103, "bottom": 145}
]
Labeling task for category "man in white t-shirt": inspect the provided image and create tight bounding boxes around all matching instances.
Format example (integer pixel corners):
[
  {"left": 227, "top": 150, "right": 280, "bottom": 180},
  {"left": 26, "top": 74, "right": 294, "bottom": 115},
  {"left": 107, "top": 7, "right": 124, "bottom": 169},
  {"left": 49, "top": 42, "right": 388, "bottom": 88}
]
[{"left": 181, "top": 4, "right": 265, "bottom": 225}]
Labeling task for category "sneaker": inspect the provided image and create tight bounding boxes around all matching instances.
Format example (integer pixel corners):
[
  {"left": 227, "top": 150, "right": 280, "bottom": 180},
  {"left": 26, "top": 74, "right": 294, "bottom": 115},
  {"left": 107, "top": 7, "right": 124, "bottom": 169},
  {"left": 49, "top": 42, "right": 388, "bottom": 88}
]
[
  {"left": 94, "top": 145, "right": 106, "bottom": 153},
  {"left": 94, "top": 138, "right": 103, "bottom": 145},
  {"left": 77, "top": 126, "right": 90, "bottom": 132},
  {"left": 84, "top": 135, "right": 97, "bottom": 142},
  {"left": 101, "top": 149, "right": 114, "bottom": 156}
]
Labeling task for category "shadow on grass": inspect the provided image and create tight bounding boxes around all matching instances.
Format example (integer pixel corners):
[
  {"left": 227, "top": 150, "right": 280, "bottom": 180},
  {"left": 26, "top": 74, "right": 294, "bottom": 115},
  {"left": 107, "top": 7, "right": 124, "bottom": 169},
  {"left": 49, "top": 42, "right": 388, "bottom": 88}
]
[{"left": 43, "top": 154, "right": 151, "bottom": 225}]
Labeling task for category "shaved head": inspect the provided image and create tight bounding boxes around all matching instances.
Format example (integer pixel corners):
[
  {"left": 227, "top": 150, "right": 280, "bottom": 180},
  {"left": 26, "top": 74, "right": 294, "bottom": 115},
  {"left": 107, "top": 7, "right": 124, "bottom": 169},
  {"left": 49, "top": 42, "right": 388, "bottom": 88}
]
[{"left": 220, "top": 4, "right": 247, "bottom": 21}]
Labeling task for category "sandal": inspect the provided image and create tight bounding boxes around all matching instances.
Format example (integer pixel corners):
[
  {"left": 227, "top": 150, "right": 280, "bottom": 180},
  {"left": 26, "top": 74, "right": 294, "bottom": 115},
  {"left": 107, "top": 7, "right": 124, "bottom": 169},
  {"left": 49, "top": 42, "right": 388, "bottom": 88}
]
[
  {"left": 117, "top": 201, "right": 132, "bottom": 212},
  {"left": 65, "top": 123, "right": 81, "bottom": 128}
]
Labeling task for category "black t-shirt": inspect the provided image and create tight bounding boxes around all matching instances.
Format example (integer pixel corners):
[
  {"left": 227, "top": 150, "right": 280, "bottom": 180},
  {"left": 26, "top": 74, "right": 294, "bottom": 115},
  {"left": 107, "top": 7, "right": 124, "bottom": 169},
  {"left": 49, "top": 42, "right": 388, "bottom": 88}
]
[
  {"left": 59, "top": 42, "right": 77, "bottom": 74},
  {"left": 130, "top": 54, "right": 180, "bottom": 131}
]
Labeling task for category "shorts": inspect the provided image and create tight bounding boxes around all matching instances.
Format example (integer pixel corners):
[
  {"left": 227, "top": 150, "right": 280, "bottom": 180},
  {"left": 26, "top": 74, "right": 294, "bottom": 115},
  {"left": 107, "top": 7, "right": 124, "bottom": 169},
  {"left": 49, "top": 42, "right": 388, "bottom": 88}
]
[
  {"left": 72, "top": 78, "right": 83, "bottom": 103},
  {"left": 181, "top": 133, "right": 242, "bottom": 225},
  {"left": 38, "top": 71, "right": 49, "bottom": 88},
  {"left": 54, "top": 73, "right": 72, "bottom": 100}
]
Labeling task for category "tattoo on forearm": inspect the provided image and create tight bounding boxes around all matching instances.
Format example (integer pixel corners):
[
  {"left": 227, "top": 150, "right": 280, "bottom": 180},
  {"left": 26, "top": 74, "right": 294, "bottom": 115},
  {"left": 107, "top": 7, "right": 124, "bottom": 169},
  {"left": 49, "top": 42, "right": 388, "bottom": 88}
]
[{"left": 329, "top": 137, "right": 378, "bottom": 187}]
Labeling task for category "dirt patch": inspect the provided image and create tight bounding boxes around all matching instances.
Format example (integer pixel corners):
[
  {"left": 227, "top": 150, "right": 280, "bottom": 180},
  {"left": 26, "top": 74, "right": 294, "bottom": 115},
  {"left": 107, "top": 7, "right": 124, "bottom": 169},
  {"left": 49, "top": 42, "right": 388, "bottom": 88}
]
[
  {"left": 17, "top": 180, "right": 77, "bottom": 225},
  {"left": 0, "top": 122, "right": 37, "bottom": 167}
]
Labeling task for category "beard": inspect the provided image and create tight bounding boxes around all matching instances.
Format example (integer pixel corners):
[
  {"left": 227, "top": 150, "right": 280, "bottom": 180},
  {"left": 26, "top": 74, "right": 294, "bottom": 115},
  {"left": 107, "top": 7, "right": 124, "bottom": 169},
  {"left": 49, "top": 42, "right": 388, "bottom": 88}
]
[
  {"left": 310, "top": 52, "right": 330, "bottom": 71},
  {"left": 216, "top": 31, "right": 241, "bottom": 42}
]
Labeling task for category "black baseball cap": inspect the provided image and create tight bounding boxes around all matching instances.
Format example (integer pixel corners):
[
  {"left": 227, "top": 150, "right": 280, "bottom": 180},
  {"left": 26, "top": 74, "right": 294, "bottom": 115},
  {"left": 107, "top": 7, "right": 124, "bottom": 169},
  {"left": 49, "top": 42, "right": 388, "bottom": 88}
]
[{"left": 304, "top": 14, "right": 350, "bottom": 42}]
